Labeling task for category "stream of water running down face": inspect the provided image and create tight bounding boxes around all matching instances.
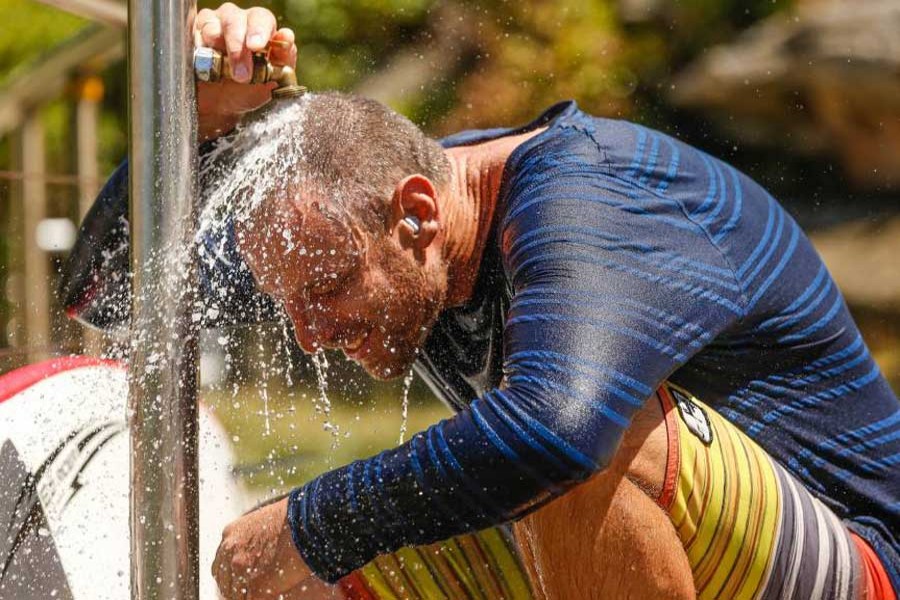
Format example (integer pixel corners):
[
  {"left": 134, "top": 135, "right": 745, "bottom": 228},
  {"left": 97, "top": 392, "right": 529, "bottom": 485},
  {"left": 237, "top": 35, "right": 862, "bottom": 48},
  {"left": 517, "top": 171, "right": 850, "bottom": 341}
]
[
  {"left": 311, "top": 348, "right": 340, "bottom": 448},
  {"left": 258, "top": 338, "right": 272, "bottom": 437},
  {"left": 196, "top": 97, "right": 311, "bottom": 234},
  {"left": 399, "top": 369, "right": 414, "bottom": 444}
]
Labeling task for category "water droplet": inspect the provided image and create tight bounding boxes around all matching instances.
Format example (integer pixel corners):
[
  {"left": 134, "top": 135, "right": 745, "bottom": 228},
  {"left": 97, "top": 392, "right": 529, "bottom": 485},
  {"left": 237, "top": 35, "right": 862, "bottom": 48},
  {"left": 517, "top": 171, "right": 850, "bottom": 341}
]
[
  {"left": 399, "top": 368, "right": 414, "bottom": 444},
  {"left": 311, "top": 349, "right": 340, "bottom": 450}
]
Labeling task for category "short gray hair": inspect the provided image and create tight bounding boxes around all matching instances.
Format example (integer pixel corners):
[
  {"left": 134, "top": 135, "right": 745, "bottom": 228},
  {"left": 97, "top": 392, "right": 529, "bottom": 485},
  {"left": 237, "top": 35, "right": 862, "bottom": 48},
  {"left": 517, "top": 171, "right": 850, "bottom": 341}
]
[{"left": 292, "top": 91, "right": 450, "bottom": 233}]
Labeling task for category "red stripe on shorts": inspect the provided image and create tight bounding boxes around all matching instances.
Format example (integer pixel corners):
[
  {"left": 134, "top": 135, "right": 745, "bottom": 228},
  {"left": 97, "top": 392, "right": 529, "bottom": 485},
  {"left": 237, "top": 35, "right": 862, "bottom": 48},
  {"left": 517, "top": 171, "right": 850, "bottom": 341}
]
[
  {"left": 656, "top": 386, "right": 681, "bottom": 511},
  {"left": 852, "top": 533, "right": 897, "bottom": 600}
]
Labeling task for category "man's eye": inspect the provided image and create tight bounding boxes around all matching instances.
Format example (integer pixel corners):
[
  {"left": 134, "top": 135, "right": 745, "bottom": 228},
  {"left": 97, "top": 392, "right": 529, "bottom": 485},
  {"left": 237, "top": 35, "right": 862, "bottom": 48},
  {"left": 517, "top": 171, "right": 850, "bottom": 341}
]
[
  {"left": 310, "top": 284, "right": 339, "bottom": 298},
  {"left": 309, "top": 275, "right": 345, "bottom": 298}
]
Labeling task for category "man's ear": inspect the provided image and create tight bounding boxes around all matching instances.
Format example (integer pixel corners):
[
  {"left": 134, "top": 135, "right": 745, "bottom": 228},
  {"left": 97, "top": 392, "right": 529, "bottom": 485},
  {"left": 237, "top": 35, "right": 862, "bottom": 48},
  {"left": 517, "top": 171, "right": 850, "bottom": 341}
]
[{"left": 391, "top": 174, "right": 440, "bottom": 249}]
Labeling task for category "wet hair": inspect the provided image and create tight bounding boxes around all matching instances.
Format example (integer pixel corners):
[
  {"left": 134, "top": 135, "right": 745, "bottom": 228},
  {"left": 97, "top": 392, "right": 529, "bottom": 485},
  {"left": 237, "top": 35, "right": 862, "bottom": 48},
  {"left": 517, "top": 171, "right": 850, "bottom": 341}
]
[{"left": 293, "top": 91, "right": 450, "bottom": 235}]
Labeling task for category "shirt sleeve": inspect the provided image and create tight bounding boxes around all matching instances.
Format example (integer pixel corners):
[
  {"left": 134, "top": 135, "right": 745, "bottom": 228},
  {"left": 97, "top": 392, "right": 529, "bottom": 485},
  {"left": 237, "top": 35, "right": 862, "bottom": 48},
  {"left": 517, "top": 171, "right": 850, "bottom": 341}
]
[
  {"left": 286, "top": 162, "right": 748, "bottom": 583},
  {"left": 61, "top": 157, "right": 279, "bottom": 329}
]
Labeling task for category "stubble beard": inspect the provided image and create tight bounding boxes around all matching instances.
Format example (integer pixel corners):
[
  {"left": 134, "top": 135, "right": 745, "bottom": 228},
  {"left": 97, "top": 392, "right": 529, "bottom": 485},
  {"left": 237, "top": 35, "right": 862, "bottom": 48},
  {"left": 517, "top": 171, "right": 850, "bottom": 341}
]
[{"left": 365, "top": 247, "right": 447, "bottom": 381}]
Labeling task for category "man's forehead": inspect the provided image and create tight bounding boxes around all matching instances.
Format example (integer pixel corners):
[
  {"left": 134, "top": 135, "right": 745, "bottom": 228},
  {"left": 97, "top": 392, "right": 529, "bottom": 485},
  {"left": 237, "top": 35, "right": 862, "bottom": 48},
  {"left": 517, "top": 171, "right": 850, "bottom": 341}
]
[{"left": 237, "top": 196, "right": 363, "bottom": 296}]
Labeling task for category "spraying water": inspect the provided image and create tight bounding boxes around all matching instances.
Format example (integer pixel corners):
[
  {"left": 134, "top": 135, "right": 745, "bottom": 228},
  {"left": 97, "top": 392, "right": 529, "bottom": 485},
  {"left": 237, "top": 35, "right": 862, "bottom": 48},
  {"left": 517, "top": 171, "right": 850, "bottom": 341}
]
[
  {"left": 310, "top": 348, "right": 340, "bottom": 448},
  {"left": 193, "top": 96, "right": 349, "bottom": 445},
  {"left": 278, "top": 319, "right": 296, "bottom": 388},
  {"left": 196, "top": 97, "right": 311, "bottom": 233},
  {"left": 256, "top": 333, "right": 272, "bottom": 437},
  {"left": 399, "top": 368, "right": 414, "bottom": 444}
]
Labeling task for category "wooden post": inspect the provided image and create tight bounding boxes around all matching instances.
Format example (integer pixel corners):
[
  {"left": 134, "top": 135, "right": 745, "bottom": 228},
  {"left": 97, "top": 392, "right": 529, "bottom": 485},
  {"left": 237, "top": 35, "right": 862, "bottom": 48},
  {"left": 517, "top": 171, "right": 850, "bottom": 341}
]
[
  {"left": 75, "top": 76, "right": 102, "bottom": 221},
  {"left": 21, "top": 111, "right": 50, "bottom": 363},
  {"left": 3, "top": 134, "right": 24, "bottom": 356},
  {"left": 75, "top": 74, "right": 104, "bottom": 356}
]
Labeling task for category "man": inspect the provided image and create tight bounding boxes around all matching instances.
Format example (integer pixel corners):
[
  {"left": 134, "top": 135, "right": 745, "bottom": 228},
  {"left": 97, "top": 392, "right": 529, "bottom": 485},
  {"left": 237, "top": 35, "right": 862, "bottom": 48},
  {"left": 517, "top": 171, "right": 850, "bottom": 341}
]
[{"left": 71, "top": 5, "right": 899, "bottom": 599}]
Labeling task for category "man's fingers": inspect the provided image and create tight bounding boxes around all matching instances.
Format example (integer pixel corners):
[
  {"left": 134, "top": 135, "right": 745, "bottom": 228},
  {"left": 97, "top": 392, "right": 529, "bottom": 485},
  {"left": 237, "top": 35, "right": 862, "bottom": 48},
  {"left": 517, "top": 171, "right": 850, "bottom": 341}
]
[
  {"left": 194, "top": 8, "right": 223, "bottom": 50},
  {"left": 269, "top": 28, "right": 297, "bottom": 67},
  {"left": 246, "top": 7, "right": 277, "bottom": 52},
  {"left": 218, "top": 3, "right": 252, "bottom": 82},
  {"left": 195, "top": 5, "right": 294, "bottom": 86}
]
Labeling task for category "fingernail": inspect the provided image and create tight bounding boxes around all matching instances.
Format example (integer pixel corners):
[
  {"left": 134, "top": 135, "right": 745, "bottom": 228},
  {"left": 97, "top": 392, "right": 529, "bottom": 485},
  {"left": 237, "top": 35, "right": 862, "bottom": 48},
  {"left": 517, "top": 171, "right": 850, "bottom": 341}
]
[
  {"left": 233, "top": 63, "right": 249, "bottom": 81},
  {"left": 248, "top": 34, "right": 264, "bottom": 48}
]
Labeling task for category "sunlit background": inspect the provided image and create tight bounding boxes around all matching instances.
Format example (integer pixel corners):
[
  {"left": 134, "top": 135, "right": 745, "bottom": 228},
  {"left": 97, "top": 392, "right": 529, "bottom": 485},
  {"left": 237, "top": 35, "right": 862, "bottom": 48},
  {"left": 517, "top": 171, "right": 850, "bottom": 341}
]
[{"left": 0, "top": 0, "right": 897, "bottom": 500}]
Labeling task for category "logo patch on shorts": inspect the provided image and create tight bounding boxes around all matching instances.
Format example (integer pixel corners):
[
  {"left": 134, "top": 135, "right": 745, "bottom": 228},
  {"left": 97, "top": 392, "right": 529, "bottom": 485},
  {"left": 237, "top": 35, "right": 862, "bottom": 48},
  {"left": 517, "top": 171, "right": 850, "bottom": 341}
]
[{"left": 671, "top": 388, "right": 713, "bottom": 446}]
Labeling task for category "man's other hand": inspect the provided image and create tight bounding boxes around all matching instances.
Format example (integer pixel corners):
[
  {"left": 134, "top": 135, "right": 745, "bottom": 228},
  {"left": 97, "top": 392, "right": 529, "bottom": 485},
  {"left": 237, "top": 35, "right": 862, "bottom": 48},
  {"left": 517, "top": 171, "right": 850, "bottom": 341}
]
[
  {"left": 212, "top": 497, "right": 313, "bottom": 599},
  {"left": 194, "top": 3, "right": 298, "bottom": 141}
]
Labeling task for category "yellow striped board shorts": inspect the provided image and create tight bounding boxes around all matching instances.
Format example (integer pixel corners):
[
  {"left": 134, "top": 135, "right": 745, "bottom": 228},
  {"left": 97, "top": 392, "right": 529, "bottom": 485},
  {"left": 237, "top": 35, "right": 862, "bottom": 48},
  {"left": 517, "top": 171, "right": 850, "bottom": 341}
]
[
  {"left": 656, "top": 382, "right": 883, "bottom": 600},
  {"left": 339, "top": 525, "right": 532, "bottom": 599},
  {"left": 338, "top": 382, "right": 887, "bottom": 599}
]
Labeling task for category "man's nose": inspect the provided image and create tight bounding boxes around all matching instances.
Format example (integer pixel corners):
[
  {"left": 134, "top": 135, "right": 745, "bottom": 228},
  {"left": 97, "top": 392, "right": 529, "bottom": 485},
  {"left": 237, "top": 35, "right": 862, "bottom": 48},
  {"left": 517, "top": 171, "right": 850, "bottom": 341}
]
[{"left": 293, "top": 326, "right": 320, "bottom": 354}]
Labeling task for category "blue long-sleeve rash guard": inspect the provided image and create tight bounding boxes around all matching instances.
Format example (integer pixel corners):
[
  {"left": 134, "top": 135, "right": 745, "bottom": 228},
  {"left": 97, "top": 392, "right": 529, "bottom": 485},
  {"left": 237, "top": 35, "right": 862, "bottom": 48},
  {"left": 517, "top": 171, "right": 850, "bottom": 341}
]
[{"left": 280, "top": 101, "right": 900, "bottom": 584}]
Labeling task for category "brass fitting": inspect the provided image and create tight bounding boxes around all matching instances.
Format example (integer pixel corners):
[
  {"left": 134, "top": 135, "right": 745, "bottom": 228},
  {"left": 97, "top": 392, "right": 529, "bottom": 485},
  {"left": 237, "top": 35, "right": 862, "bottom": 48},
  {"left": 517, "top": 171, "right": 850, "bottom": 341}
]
[{"left": 193, "top": 47, "right": 306, "bottom": 99}]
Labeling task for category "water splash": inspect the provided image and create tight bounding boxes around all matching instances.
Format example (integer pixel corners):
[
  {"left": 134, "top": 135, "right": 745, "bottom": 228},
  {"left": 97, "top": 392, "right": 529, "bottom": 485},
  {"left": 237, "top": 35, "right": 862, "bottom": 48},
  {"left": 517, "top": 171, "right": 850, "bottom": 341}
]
[
  {"left": 197, "top": 97, "right": 311, "bottom": 231},
  {"left": 278, "top": 317, "right": 296, "bottom": 388},
  {"left": 311, "top": 348, "right": 340, "bottom": 448},
  {"left": 256, "top": 332, "right": 272, "bottom": 436},
  {"left": 195, "top": 97, "right": 313, "bottom": 298},
  {"left": 192, "top": 98, "right": 319, "bottom": 442},
  {"left": 399, "top": 368, "right": 414, "bottom": 444}
]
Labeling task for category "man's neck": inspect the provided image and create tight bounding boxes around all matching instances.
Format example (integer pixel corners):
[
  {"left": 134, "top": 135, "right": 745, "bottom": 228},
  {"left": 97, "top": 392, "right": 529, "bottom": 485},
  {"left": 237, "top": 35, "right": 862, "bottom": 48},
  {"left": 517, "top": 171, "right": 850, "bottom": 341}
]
[{"left": 441, "top": 128, "right": 545, "bottom": 306}]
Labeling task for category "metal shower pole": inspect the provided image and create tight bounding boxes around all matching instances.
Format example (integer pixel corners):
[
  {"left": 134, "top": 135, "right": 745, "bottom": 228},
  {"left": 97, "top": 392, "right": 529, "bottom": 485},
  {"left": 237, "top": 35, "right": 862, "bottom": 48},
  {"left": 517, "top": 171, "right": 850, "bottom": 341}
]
[{"left": 127, "top": 2, "right": 200, "bottom": 599}]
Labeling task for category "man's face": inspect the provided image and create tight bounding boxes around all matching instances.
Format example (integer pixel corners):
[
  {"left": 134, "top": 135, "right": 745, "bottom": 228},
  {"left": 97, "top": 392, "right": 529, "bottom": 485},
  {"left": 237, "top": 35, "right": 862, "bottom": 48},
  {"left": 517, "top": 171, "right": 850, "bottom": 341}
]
[{"left": 235, "top": 197, "right": 445, "bottom": 380}]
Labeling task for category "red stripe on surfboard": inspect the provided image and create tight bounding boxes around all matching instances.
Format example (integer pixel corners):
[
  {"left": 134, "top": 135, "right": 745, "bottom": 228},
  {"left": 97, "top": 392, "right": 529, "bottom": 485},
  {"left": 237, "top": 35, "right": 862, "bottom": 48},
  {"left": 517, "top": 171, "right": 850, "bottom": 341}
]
[{"left": 0, "top": 356, "right": 122, "bottom": 404}]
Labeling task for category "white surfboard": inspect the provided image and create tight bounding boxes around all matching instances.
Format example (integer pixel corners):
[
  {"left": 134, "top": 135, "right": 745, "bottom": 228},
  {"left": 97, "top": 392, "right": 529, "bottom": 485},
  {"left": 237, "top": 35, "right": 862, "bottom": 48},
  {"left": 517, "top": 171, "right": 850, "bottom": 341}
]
[{"left": 0, "top": 357, "right": 247, "bottom": 600}]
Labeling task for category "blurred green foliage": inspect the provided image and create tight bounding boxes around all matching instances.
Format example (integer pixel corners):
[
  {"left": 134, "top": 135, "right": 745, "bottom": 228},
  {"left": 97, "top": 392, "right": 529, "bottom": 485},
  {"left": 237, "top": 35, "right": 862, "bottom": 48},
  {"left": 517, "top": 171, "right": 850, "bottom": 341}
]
[
  {"left": 0, "top": 0, "right": 87, "bottom": 82},
  {"left": 0, "top": 0, "right": 795, "bottom": 162},
  {"left": 190, "top": 0, "right": 792, "bottom": 131},
  {"left": 199, "top": 0, "right": 436, "bottom": 90}
]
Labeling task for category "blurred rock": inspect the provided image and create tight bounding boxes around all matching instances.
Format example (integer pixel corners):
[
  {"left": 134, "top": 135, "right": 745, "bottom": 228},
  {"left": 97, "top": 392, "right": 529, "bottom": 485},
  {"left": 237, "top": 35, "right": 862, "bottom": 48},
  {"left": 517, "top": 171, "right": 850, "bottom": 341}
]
[
  {"left": 811, "top": 215, "right": 900, "bottom": 311},
  {"left": 671, "top": 0, "right": 900, "bottom": 189}
]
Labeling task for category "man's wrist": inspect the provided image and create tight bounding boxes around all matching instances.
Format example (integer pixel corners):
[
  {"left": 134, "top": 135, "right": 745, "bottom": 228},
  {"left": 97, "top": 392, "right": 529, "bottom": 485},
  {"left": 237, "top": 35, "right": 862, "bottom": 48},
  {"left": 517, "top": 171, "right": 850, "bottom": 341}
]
[{"left": 285, "top": 485, "right": 359, "bottom": 584}]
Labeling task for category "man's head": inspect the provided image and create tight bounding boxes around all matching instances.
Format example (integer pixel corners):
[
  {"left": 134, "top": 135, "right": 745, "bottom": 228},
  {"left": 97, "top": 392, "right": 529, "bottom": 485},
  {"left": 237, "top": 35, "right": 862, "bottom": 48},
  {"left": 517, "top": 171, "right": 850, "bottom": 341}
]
[{"left": 234, "top": 92, "right": 452, "bottom": 379}]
